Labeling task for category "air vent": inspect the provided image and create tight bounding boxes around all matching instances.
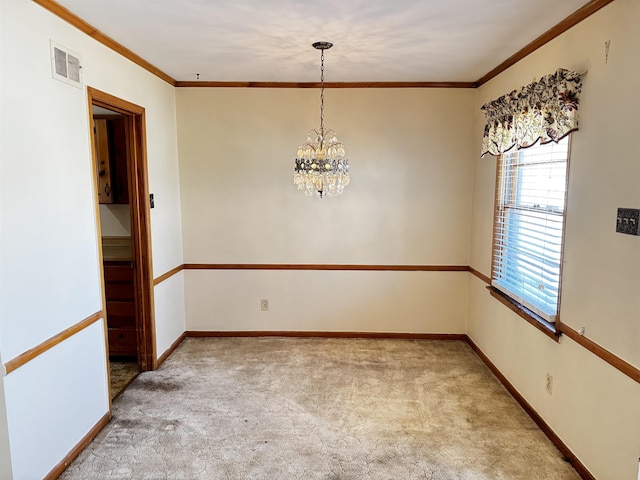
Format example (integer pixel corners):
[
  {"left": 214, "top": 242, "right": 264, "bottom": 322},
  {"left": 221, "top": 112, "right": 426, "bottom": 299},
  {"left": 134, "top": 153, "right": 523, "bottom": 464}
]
[{"left": 50, "top": 40, "right": 82, "bottom": 88}]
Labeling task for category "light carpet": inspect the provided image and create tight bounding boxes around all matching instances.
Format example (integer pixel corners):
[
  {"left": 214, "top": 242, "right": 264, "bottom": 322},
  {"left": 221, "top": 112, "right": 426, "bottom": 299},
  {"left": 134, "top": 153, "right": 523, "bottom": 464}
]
[{"left": 61, "top": 337, "right": 580, "bottom": 479}]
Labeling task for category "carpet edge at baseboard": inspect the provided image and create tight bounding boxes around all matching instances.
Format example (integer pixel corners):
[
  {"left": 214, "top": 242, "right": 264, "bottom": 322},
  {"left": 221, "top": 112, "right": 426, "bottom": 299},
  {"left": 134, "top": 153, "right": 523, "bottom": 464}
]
[
  {"left": 185, "top": 331, "right": 467, "bottom": 340},
  {"left": 464, "top": 336, "right": 595, "bottom": 480}
]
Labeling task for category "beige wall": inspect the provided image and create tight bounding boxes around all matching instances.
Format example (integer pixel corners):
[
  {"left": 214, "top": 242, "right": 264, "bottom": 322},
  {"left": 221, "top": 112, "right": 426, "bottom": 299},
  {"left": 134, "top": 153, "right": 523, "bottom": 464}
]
[
  {"left": 468, "top": 1, "right": 640, "bottom": 478},
  {"left": 0, "top": 1, "right": 185, "bottom": 477},
  {"left": 177, "top": 88, "right": 475, "bottom": 264},
  {"left": 185, "top": 270, "right": 469, "bottom": 334},
  {"left": 99, "top": 204, "right": 131, "bottom": 237},
  {"left": 0, "top": 350, "right": 12, "bottom": 478},
  {"left": 177, "top": 88, "right": 476, "bottom": 332}
]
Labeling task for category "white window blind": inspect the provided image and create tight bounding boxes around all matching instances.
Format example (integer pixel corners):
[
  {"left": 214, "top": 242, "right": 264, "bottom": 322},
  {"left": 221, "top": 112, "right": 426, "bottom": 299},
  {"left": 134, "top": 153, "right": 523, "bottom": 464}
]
[{"left": 492, "top": 137, "right": 570, "bottom": 322}]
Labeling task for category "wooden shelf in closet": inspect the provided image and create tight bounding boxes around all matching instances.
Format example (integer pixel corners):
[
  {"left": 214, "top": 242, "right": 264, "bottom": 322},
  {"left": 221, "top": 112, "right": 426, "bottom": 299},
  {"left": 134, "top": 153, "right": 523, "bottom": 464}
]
[{"left": 104, "top": 261, "right": 136, "bottom": 357}]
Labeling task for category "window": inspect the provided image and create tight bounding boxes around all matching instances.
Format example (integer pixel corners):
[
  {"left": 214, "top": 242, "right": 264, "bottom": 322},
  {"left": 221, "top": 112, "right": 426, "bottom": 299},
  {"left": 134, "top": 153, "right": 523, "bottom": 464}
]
[{"left": 492, "top": 137, "right": 570, "bottom": 327}]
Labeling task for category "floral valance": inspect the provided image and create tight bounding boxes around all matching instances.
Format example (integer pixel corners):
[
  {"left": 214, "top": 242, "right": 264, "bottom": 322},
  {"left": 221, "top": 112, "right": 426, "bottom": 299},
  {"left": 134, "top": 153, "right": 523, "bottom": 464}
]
[{"left": 481, "top": 68, "right": 582, "bottom": 157}]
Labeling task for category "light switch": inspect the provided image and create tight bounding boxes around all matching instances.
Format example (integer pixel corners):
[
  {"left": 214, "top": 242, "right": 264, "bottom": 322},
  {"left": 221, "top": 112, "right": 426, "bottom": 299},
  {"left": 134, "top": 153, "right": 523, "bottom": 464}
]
[
  {"left": 616, "top": 208, "right": 639, "bottom": 236},
  {"left": 150, "top": 193, "right": 155, "bottom": 209}
]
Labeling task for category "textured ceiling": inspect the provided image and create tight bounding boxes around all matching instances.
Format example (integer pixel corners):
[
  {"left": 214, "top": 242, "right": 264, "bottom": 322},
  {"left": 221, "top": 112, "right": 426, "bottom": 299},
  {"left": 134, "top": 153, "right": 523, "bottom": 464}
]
[{"left": 55, "top": 0, "right": 592, "bottom": 83}]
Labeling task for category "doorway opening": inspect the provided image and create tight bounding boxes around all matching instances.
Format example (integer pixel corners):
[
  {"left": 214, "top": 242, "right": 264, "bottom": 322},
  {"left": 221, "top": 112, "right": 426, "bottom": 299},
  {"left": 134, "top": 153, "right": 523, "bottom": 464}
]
[{"left": 87, "top": 88, "right": 156, "bottom": 400}]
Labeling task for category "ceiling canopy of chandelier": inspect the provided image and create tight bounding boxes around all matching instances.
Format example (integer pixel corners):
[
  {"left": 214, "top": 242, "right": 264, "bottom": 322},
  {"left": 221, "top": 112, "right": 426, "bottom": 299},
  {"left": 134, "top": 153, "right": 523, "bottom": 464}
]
[{"left": 293, "top": 42, "right": 350, "bottom": 198}]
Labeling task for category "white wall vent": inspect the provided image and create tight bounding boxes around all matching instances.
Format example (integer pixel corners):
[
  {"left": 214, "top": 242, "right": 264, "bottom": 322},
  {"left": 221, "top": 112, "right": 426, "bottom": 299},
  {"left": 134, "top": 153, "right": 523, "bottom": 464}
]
[{"left": 50, "top": 40, "right": 82, "bottom": 88}]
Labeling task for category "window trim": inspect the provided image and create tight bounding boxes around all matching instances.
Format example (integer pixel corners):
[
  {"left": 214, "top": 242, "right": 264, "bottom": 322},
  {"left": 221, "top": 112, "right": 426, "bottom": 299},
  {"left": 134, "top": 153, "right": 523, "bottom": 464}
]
[
  {"left": 489, "top": 137, "right": 572, "bottom": 340},
  {"left": 487, "top": 286, "right": 560, "bottom": 341}
]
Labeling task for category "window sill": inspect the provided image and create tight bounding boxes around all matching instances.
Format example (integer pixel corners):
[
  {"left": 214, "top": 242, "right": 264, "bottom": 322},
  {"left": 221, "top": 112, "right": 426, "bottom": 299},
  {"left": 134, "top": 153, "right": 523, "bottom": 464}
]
[{"left": 486, "top": 286, "right": 560, "bottom": 342}]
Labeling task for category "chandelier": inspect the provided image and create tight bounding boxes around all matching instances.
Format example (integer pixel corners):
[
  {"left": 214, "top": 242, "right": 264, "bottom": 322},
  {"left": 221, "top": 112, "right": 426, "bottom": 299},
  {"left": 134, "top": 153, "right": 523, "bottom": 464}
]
[{"left": 293, "top": 42, "right": 350, "bottom": 198}]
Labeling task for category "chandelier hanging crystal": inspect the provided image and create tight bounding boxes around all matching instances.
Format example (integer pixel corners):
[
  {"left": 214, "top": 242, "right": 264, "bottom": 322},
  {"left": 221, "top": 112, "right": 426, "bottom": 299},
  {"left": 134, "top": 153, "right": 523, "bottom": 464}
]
[{"left": 293, "top": 42, "right": 350, "bottom": 198}]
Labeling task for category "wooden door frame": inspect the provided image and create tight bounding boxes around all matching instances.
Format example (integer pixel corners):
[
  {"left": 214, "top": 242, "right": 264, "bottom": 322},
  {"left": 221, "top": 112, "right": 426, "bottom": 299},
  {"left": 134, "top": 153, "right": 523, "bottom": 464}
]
[{"left": 87, "top": 87, "right": 156, "bottom": 371}]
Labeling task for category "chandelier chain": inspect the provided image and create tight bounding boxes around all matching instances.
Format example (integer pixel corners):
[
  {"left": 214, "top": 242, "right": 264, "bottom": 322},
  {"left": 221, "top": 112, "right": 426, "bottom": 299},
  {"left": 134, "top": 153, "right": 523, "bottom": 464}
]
[{"left": 320, "top": 48, "right": 325, "bottom": 137}]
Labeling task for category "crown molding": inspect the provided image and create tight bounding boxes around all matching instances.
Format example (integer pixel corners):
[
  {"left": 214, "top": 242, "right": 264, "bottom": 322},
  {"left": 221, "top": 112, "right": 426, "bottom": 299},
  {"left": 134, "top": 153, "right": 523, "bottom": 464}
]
[
  {"left": 32, "top": 0, "right": 176, "bottom": 86},
  {"left": 475, "top": 0, "right": 615, "bottom": 86},
  {"left": 33, "top": 0, "right": 615, "bottom": 89},
  {"left": 174, "top": 81, "right": 477, "bottom": 88}
]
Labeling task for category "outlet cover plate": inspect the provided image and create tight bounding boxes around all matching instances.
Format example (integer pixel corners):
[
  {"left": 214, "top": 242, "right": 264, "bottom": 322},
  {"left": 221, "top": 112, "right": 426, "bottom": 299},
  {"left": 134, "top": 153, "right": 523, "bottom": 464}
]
[
  {"left": 616, "top": 208, "right": 640, "bottom": 235},
  {"left": 546, "top": 373, "right": 553, "bottom": 395}
]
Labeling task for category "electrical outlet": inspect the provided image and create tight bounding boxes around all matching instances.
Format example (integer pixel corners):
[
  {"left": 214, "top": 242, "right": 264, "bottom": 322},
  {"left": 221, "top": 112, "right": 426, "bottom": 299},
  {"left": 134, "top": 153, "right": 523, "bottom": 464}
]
[
  {"left": 260, "top": 299, "right": 268, "bottom": 311},
  {"left": 546, "top": 373, "right": 553, "bottom": 395}
]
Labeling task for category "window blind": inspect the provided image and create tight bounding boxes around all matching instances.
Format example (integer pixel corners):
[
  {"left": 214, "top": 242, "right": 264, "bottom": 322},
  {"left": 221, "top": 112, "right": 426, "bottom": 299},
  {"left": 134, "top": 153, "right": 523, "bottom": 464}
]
[{"left": 492, "top": 137, "right": 569, "bottom": 322}]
